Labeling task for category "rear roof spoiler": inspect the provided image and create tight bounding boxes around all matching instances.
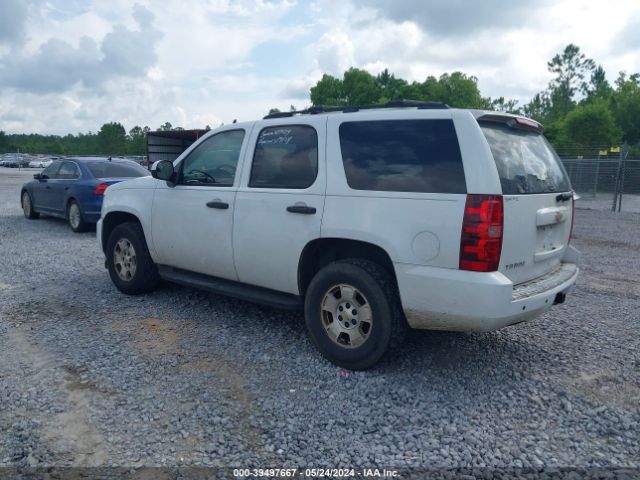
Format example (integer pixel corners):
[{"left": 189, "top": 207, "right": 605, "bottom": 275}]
[{"left": 477, "top": 113, "right": 543, "bottom": 134}]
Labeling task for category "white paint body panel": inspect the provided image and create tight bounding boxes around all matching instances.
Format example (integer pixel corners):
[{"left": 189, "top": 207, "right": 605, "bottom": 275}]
[{"left": 99, "top": 109, "right": 580, "bottom": 333}]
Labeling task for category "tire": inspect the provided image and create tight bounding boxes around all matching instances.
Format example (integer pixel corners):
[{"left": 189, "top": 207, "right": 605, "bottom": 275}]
[
  {"left": 106, "top": 222, "right": 160, "bottom": 295},
  {"left": 304, "top": 259, "right": 407, "bottom": 370},
  {"left": 21, "top": 191, "right": 39, "bottom": 219},
  {"left": 67, "top": 200, "right": 89, "bottom": 233}
]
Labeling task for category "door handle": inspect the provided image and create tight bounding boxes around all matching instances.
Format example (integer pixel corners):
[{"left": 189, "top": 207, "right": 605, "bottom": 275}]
[
  {"left": 287, "top": 205, "right": 316, "bottom": 214},
  {"left": 206, "top": 200, "right": 229, "bottom": 209}
]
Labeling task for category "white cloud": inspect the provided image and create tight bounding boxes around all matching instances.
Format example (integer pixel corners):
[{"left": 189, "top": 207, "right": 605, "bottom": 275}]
[
  {"left": 0, "top": 3, "right": 162, "bottom": 93},
  {"left": 1, "top": 0, "right": 640, "bottom": 135}
]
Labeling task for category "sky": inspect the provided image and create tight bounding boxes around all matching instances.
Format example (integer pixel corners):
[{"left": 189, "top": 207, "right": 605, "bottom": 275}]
[{"left": 1, "top": 0, "right": 640, "bottom": 135}]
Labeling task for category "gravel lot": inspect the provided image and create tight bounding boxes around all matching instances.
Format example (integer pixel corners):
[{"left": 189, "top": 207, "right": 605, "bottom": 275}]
[{"left": 0, "top": 167, "right": 638, "bottom": 476}]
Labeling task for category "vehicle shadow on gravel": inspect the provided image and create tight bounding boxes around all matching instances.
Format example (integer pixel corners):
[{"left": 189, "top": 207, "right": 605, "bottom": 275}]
[
  {"left": 153, "top": 282, "right": 542, "bottom": 385},
  {"left": 30, "top": 214, "right": 97, "bottom": 233}
]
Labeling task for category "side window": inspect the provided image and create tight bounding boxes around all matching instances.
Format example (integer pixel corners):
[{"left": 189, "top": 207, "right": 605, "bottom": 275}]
[
  {"left": 179, "top": 129, "right": 245, "bottom": 186},
  {"left": 42, "top": 161, "right": 62, "bottom": 179},
  {"left": 249, "top": 125, "right": 318, "bottom": 189},
  {"left": 339, "top": 120, "right": 466, "bottom": 194},
  {"left": 58, "top": 162, "right": 80, "bottom": 180}
]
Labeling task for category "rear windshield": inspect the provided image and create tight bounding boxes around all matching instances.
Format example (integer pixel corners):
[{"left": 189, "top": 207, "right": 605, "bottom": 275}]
[
  {"left": 480, "top": 122, "right": 571, "bottom": 195},
  {"left": 87, "top": 162, "right": 150, "bottom": 179}
]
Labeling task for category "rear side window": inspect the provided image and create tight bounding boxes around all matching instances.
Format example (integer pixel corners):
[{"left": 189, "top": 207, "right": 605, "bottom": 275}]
[
  {"left": 88, "top": 162, "right": 150, "bottom": 179},
  {"left": 338, "top": 120, "right": 466, "bottom": 193},
  {"left": 250, "top": 125, "right": 318, "bottom": 189},
  {"left": 480, "top": 122, "right": 571, "bottom": 194}
]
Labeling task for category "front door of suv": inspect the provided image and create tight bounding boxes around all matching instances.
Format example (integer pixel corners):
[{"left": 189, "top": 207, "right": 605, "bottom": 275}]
[
  {"left": 151, "top": 128, "right": 249, "bottom": 280},
  {"left": 233, "top": 119, "right": 326, "bottom": 295}
]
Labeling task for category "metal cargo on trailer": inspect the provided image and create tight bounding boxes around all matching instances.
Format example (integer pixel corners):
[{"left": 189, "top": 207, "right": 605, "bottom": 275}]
[{"left": 145, "top": 129, "right": 207, "bottom": 165}]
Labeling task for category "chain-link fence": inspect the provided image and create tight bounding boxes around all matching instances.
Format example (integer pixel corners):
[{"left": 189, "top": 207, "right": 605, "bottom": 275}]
[{"left": 560, "top": 157, "right": 640, "bottom": 213}]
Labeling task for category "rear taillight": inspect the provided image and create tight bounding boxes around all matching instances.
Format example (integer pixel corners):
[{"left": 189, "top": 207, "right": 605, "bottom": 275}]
[
  {"left": 95, "top": 183, "right": 108, "bottom": 195},
  {"left": 459, "top": 194, "right": 504, "bottom": 272}
]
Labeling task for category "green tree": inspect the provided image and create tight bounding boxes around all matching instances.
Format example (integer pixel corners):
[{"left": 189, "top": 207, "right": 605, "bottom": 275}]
[
  {"left": 558, "top": 100, "right": 621, "bottom": 154},
  {"left": 490, "top": 97, "right": 520, "bottom": 113},
  {"left": 341, "top": 68, "right": 381, "bottom": 105},
  {"left": 376, "top": 69, "right": 407, "bottom": 103},
  {"left": 98, "top": 122, "right": 127, "bottom": 155},
  {"left": 585, "top": 65, "right": 613, "bottom": 102},
  {"left": 546, "top": 44, "right": 596, "bottom": 119},
  {"left": 611, "top": 72, "right": 640, "bottom": 144},
  {"left": 310, "top": 74, "right": 344, "bottom": 106},
  {"left": 433, "top": 72, "right": 491, "bottom": 108},
  {"left": 158, "top": 122, "right": 173, "bottom": 131},
  {"left": 127, "top": 126, "right": 146, "bottom": 154},
  {"left": 0, "top": 131, "right": 8, "bottom": 153}
]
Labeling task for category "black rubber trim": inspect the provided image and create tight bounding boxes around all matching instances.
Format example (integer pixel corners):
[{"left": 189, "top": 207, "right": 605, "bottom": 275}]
[{"left": 157, "top": 265, "right": 303, "bottom": 310}]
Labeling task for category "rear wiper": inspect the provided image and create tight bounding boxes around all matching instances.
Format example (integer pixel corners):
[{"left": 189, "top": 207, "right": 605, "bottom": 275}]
[{"left": 556, "top": 193, "right": 572, "bottom": 202}]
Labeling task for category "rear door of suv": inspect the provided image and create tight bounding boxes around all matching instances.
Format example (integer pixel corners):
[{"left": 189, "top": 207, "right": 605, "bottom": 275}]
[
  {"left": 477, "top": 115, "right": 574, "bottom": 285},
  {"left": 233, "top": 118, "right": 326, "bottom": 295}
]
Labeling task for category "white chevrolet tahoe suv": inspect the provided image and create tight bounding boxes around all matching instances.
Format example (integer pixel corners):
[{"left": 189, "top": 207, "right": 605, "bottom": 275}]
[{"left": 98, "top": 101, "right": 580, "bottom": 369}]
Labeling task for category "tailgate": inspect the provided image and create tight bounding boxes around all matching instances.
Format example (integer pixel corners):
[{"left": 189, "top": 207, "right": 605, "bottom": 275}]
[
  {"left": 501, "top": 193, "right": 573, "bottom": 284},
  {"left": 478, "top": 116, "right": 574, "bottom": 285}
]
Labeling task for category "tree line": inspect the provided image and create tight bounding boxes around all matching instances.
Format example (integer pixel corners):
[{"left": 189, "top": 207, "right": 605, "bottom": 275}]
[
  {"left": 281, "top": 44, "right": 640, "bottom": 157},
  {"left": 2, "top": 44, "right": 639, "bottom": 157},
  {"left": 0, "top": 121, "right": 199, "bottom": 157}
]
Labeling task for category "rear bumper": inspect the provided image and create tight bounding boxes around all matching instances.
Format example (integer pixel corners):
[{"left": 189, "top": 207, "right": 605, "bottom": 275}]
[{"left": 396, "top": 246, "right": 580, "bottom": 331}]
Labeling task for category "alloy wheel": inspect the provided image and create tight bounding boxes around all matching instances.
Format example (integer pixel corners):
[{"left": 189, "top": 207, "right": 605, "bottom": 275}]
[{"left": 320, "top": 283, "right": 373, "bottom": 348}]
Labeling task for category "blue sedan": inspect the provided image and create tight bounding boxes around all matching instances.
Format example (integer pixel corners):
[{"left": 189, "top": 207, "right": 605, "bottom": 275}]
[{"left": 20, "top": 157, "right": 150, "bottom": 232}]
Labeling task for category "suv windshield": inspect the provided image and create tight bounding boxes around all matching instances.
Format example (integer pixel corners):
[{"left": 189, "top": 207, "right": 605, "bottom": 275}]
[
  {"left": 480, "top": 121, "right": 571, "bottom": 194},
  {"left": 87, "top": 161, "right": 149, "bottom": 179}
]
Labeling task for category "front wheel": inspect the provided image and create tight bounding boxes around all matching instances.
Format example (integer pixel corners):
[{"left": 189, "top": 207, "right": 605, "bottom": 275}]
[
  {"left": 304, "top": 259, "right": 407, "bottom": 370},
  {"left": 106, "top": 222, "right": 159, "bottom": 295},
  {"left": 22, "top": 191, "right": 39, "bottom": 219}
]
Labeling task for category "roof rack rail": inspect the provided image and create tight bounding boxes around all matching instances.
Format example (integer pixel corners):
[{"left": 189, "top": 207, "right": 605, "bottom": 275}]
[{"left": 263, "top": 99, "right": 449, "bottom": 119}]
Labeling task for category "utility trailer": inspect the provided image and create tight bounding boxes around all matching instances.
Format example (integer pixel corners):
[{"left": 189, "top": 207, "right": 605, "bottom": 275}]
[{"left": 145, "top": 129, "right": 207, "bottom": 166}]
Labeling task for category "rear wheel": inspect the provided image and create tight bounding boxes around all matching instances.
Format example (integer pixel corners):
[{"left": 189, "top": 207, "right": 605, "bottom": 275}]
[
  {"left": 21, "top": 191, "right": 39, "bottom": 219},
  {"left": 304, "top": 259, "right": 407, "bottom": 370},
  {"left": 68, "top": 200, "right": 89, "bottom": 233},
  {"left": 106, "top": 222, "right": 159, "bottom": 295}
]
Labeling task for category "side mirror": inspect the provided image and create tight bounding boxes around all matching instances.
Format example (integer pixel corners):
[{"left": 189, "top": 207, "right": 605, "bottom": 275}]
[
  {"left": 151, "top": 160, "right": 176, "bottom": 184},
  {"left": 33, "top": 173, "right": 45, "bottom": 180}
]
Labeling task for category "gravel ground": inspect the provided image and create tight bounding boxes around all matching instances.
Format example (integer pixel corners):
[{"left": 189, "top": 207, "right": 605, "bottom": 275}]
[{"left": 0, "top": 168, "right": 638, "bottom": 476}]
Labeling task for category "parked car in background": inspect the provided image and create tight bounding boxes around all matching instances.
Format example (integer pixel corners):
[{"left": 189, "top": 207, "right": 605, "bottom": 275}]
[
  {"left": 98, "top": 101, "right": 580, "bottom": 369},
  {"left": 21, "top": 157, "right": 150, "bottom": 232},
  {"left": 1, "top": 157, "right": 20, "bottom": 168},
  {"left": 29, "top": 158, "right": 49, "bottom": 168}
]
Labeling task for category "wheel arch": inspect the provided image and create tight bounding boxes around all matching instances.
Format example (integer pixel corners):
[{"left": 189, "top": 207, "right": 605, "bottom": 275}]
[
  {"left": 101, "top": 211, "right": 143, "bottom": 254},
  {"left": 298, "top": 238, "right": 398, "bottom": 296},
  {"left": 65, "top": 196, "right": 78, "bottom": 215}
]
